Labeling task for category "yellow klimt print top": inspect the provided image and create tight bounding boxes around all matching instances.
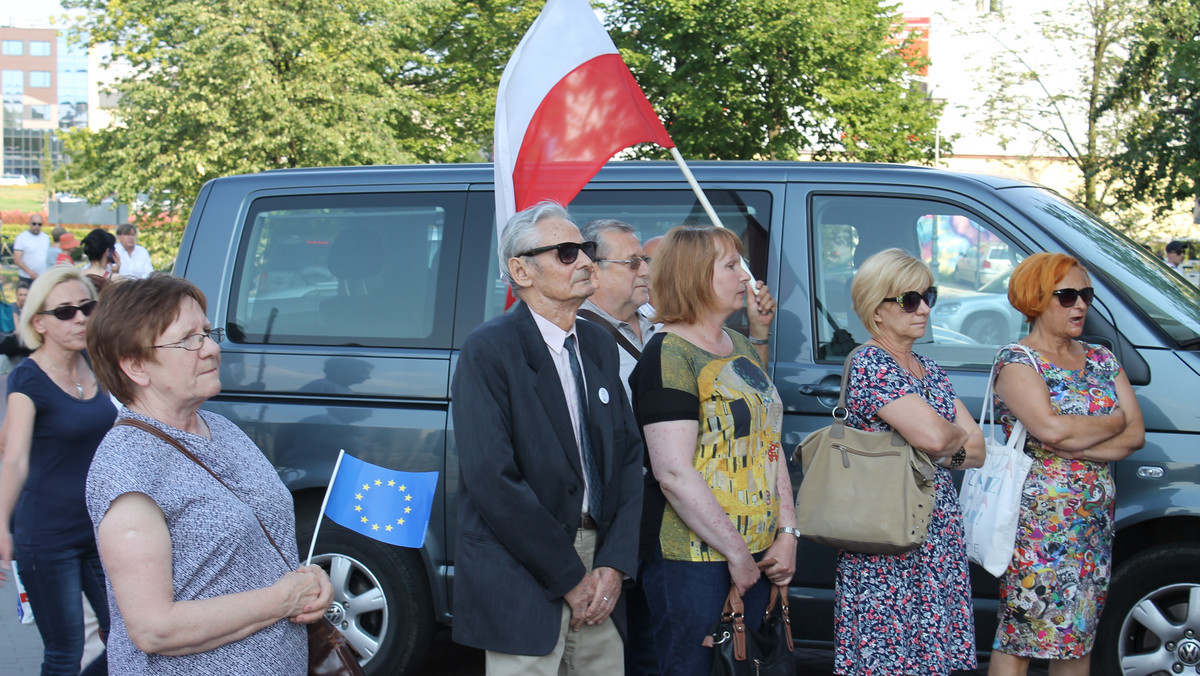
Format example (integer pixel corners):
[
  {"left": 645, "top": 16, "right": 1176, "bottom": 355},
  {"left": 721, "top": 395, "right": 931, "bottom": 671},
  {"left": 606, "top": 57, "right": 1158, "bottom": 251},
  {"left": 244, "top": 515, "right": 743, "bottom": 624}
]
[{"left": 631, "top": 329, "right": 783, "bottom": 562}]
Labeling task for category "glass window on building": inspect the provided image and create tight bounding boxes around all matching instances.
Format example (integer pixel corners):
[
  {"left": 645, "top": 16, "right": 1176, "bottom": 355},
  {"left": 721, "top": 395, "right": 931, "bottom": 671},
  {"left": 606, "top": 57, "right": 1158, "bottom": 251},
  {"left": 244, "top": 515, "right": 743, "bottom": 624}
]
[
  {"left": 57, "top": 36, "right": 88, "bottom": 128},
  {"left": 1, "top": 41, "right": 22, "bottom": 56},
  {"left": 29, "top": 71, "right": 51, "bottom": 88},
  {"left": 2, "top": 70, "right": 23, "bottom": 129},
  {"left": 28, "top": 105, "right": 49, "bottom": 120},
  {"left": 30, "top": 41, "right": 51, "bottom": 56}
]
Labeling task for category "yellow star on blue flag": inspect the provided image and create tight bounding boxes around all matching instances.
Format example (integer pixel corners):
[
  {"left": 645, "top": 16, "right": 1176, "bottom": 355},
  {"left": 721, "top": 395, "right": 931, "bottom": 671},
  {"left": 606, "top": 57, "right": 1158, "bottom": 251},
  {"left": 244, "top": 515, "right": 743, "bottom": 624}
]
[{"left": 323, "top": 453, "right": 438, "bottom": 548}]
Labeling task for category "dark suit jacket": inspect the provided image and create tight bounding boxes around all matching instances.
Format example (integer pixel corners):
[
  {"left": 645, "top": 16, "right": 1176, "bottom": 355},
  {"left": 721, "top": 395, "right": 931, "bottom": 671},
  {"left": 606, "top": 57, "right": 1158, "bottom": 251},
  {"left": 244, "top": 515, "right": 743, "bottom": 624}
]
[{"left": 451, "top": 302, "right": 644, "bottom": 655}]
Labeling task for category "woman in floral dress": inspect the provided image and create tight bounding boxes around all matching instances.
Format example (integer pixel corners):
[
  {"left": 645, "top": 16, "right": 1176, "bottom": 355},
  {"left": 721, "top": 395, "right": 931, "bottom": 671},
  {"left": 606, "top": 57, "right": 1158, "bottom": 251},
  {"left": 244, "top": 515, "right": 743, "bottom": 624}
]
[
  {"left": 990, "top": 253, "right": 1144, "bottom": 675},
  {"left": 834, "top": 249, "right": 985, "bottom": 675}
]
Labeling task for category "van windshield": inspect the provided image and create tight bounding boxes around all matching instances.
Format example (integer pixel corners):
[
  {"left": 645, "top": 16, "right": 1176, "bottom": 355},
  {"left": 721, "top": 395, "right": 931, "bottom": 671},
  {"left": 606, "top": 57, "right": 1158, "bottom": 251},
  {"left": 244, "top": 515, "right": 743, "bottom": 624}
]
[{"left": 1013, "top": 187, "right": 1200, "bottom": 347}]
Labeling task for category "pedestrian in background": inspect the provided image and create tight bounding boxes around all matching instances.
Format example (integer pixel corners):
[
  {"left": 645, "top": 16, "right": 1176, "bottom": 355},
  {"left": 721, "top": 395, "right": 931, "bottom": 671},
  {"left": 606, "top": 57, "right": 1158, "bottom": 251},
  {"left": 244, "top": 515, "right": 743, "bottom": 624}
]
[
  {"left": 0, "top": 266, "right": 112, "bottom": 675},
  {"left": 1164, "top": 240, "right": 1187, "bottom": 273},
  {"left": 988, "top": 253, "right": 1144, "bottom": 675},
  {"left": 113, "top": 224, "right": 153, "bottom": 279},
  {"left": 14, "top": 216, "right": 50, "bottom": 284}
]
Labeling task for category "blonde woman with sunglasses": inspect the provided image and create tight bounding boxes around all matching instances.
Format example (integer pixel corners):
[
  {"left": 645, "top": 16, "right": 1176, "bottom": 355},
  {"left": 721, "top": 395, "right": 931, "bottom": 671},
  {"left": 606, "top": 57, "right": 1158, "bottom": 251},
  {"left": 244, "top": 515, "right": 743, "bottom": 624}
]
[
  {"left": 0, "top": 266, "right": 114, "bottom": 675},
  {"left": 988, "top": 253, "right": 1144, "bottom": 676},
  {"left": 832, "top": 248, "right": 985, "bottom": 676}
]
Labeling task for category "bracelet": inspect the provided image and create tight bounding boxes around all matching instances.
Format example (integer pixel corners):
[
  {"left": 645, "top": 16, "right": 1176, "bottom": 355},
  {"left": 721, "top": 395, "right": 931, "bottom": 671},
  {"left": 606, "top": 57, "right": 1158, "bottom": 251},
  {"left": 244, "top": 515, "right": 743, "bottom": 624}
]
[
  {"left": 777, "top": 526, "right": 801, "bottom": 540},
  {"left": 748, "top": 334, "right": 770, "bottom": 345},
  {"left": 948, "top": 447, "right": 966, "bottom": 470}
]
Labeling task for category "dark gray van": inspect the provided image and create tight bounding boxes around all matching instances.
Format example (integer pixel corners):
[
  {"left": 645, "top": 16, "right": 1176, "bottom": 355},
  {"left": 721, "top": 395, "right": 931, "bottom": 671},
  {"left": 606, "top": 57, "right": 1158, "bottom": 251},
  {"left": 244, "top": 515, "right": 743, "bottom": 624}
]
[{"left": 176, "top": 161, "right": 1200, "bottom": 676}]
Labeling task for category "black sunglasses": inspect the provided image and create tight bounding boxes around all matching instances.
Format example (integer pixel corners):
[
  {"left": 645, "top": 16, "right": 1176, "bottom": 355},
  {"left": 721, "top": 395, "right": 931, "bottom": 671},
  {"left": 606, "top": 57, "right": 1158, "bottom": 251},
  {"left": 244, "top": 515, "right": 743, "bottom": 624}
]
[
  {"left": 882, "top": 286, "right": 937, "bottom": 312},
  {"left": 37, "top": 299, "right": 98, "bottom": 321},
  {"left": 1052, "top": 286, "right": 1094, "bottom": 307},
  {"left": 516, "top": 241, "right": 598, "bottom": 265}
]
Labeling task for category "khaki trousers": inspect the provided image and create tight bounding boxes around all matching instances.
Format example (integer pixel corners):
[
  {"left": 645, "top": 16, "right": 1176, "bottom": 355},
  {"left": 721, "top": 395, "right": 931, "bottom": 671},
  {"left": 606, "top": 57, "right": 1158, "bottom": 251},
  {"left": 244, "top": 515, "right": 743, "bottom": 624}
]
[{"left": 485, "top": 528, "right": 624, "bottom": 676}]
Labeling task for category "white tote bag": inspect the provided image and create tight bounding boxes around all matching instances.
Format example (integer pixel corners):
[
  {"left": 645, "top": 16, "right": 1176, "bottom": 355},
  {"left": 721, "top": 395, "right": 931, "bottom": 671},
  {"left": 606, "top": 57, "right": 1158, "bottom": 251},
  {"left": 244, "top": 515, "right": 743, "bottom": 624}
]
[{"left": 959, "top": 344, "right": 1037, "bottom": 577}]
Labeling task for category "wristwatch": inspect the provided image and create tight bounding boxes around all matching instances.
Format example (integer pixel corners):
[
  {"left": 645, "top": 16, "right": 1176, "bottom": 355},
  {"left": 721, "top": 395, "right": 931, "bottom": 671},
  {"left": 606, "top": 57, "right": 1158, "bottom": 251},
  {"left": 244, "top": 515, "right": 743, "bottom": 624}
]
[
  {"left": 948, "top": 447, "right": 967, "bottom": 470},
  {"left": 778, "top": 526, "right": 801, "bottom": 540}
]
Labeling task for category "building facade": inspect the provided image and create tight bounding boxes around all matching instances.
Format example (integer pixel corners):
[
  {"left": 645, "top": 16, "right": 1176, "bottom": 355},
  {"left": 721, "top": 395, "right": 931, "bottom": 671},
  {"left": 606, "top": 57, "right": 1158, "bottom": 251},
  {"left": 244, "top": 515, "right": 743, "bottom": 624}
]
[{"left": 0, "top": 23, "right": 89, "bottom": 182}]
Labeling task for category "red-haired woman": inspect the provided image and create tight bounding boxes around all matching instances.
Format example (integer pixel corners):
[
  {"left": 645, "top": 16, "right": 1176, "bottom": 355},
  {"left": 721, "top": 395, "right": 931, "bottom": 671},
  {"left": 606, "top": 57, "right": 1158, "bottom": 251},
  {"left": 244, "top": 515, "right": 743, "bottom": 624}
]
[{"left": 989, "top": 253, "right": 1145, "bottom": 676}]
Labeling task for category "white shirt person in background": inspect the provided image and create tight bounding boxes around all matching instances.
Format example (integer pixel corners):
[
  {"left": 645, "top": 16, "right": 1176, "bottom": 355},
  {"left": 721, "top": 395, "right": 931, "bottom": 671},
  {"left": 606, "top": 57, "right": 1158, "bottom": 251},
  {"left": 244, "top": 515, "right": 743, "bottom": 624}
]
[{"left": 114, "top": 223, "right": 154, "bottom": 279}]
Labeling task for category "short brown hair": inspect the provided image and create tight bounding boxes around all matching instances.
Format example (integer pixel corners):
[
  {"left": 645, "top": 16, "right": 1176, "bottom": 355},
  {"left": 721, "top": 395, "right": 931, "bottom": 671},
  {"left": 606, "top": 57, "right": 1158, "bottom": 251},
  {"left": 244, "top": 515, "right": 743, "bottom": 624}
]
[
  {"left": 1008, "top": 253, "right": 1088, "bottom": 323},
  {"left": 87, "top": 273, "right": 208, "bottom": 405},
  {"left": 650, "top": 225, "right": 744, "bottom": 325}
]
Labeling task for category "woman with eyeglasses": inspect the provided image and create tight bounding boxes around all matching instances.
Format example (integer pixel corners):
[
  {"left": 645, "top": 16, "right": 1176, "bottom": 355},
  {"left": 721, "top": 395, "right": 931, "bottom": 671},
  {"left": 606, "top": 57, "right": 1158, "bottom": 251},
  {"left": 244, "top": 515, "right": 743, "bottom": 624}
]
[
  {"left": 988, "top": 253, "right": 1143, "bottom": 676},
  {"left": 82, "top": 274, "right": 334, "bottom": 674},
  {"left": 0, "top": 266, "right": 114, "bottom": 675},
  {"left": 834, "top": 248, "right": 984, "bottom": 676},
  {"left": 628, "top": 225, "right": 786, "bottom": 675}
]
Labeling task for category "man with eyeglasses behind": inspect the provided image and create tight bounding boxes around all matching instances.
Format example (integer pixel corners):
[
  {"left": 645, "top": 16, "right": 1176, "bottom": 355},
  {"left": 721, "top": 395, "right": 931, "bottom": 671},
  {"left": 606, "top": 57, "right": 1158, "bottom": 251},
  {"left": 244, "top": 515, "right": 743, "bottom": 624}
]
[
  {"left": 13, "top": 216, "right": 50, "bottom": 284},
  {"left": 578, "top": 219, "right": 657, "bottom": 403},
  {"left": 451, "top": 201, "right": 643, "bottom": 675}
]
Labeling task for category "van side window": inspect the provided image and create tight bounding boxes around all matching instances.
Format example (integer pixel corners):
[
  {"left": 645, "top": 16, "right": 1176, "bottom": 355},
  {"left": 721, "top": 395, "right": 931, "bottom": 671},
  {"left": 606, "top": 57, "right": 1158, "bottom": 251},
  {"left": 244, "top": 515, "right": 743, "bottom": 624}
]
[
  {"left": 228, "top": 193, "right": 463, "bottom": 347},
  {"left": 480, "top": 189, "right": 773, "bottom": 324},
  {"left": 812, "top": 194, "right": 1025, "bottom": 368}
]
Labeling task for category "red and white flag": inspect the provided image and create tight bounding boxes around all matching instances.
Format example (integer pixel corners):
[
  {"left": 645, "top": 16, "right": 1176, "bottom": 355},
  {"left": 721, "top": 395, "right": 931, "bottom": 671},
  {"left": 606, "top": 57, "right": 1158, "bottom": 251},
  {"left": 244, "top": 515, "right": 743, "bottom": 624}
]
[{"left": 494, "top": 0, "right": 675, "bottom": 232}]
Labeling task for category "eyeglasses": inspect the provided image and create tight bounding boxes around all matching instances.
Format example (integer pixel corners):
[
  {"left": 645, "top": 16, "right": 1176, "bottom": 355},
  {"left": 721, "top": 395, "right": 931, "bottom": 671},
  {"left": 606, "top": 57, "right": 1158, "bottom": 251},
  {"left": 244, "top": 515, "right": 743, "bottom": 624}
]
[
  {"left": 516, "top": 241, "right": 598, "bottom": 265},
  {"left": 596, "top": 256, "right": 652, "bottom": 270},
  {"left": 29, "top": 222, "right": 42, "bottom": 227},
  {"left": 1052, "top": 287, "right": 1094, "bottom": 307},
  {"left": 882, "top": 286, "right": 938, "bottom": 312},
  {"left": 37, "top": 299, "right": 97, "bottom": 321},
  {"left": 151, "top": 328, "right": 226, "bottom": 351}
]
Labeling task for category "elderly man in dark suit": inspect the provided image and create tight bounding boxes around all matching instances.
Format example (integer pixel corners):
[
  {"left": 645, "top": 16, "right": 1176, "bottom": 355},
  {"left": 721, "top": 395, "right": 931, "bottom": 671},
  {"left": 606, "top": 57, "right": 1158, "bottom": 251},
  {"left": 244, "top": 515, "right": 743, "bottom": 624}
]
[{"left": 451, "top": 201, "right": 644, "bottom": 674}]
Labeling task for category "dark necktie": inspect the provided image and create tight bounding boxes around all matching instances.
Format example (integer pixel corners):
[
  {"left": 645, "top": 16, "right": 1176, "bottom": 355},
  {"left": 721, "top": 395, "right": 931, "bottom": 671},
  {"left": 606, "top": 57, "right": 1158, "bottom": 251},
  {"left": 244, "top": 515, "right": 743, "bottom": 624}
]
[{"left": 565, "top": 335, "right": 603, "bottom": 517}]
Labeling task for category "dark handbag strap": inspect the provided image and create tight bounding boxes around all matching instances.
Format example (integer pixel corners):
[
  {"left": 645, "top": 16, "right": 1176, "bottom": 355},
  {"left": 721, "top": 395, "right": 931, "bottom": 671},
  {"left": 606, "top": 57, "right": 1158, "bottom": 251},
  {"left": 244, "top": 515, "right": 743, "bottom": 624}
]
[
  {"left": 577, "top": 308, "right": 642, "bottom": 360},
  {"left": 114, "top": 418, "right": 294, "bottom": 571}
]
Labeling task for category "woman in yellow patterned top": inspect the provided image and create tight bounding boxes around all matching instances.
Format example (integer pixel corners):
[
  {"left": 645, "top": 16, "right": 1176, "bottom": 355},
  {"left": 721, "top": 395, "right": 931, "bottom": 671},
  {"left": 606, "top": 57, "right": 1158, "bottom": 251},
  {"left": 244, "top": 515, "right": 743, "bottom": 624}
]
[{"left": 629, "top": 225, "right": 793, "bottom": 676}]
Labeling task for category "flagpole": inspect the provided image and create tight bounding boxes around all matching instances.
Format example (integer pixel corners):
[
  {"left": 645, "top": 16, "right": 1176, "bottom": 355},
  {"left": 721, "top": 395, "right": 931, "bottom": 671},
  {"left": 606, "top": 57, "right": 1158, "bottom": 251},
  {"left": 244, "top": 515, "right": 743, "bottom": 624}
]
[
  {"left": 668, "top": 147, "right": 759, "bottom": 294},
  {"left": 306, "top": 449, "right": 347, "bottom": 567}
]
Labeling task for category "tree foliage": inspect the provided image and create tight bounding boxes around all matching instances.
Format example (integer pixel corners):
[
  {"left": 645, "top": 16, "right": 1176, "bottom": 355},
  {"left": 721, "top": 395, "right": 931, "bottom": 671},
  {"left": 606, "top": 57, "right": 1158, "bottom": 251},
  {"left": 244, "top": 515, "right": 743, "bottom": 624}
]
[
  {"left": 1106, "top": 0, "right": 1200, "bottom": 214},
  {"left": 606, "top": 0, "right": 944, "bottom": 162},
  {"left": 58, "top": 0, "right": 541, "bottom": 221},
  {"left": 968, "top": 0, "right": 1148, "bottom": 228}
]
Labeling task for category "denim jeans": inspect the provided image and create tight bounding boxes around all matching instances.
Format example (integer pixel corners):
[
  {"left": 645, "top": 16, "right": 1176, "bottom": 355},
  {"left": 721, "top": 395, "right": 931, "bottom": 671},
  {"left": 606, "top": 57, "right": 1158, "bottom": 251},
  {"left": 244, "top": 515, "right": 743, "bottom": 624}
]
[
  {"left": 17, "top": 543, "right": 109, "bottom": 676},
  {"left": 641, "top": 545, "right": 770, "bottom": 676}
]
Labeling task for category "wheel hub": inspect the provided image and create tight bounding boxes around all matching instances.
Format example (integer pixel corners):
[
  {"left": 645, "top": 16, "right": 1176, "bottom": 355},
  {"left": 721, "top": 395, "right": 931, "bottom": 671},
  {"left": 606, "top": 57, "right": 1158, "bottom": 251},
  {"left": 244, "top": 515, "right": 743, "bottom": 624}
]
[
  {"left": 324, "top": 600, "right": 347, "bottom": 626},
  {"left": 1177, "top": 639, "right": 1200, "bottom": 666}
]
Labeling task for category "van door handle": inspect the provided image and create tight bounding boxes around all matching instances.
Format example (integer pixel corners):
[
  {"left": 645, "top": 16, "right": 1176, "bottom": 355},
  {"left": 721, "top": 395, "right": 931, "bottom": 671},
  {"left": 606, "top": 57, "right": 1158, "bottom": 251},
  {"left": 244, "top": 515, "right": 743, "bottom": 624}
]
[{"left": 799, "top": 384, "right": 842, "bottom": 397}]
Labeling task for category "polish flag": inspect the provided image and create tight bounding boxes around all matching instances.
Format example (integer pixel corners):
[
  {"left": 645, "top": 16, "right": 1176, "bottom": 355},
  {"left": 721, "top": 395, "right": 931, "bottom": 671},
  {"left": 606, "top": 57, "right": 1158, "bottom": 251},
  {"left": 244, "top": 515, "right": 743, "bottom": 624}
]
[{"left": 494, "top": 0, "right": 675, "bottom": 232}]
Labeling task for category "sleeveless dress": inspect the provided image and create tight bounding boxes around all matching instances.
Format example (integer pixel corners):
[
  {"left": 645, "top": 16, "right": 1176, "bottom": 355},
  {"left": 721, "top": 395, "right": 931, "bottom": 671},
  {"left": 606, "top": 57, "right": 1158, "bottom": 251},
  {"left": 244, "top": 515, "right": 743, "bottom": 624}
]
[
  {"left": 833, "top": 345, "right": 976, "bottom": 675},
  {"left": 992, "top": 342, "right": 1119, "bottom": 657}
]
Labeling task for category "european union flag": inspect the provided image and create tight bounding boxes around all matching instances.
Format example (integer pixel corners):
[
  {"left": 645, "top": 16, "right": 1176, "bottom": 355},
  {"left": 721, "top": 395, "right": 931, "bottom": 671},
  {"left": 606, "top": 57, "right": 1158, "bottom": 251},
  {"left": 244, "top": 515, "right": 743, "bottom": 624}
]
[{"left": 323, "top": 452, "right": 438, "bottom": 548}]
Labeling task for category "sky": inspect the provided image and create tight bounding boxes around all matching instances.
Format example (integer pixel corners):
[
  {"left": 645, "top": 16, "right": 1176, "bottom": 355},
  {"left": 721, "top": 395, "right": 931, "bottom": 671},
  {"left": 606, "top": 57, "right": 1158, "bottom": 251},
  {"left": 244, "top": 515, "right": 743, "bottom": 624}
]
[{"left": 0, "top": 0, "right": 68, "bottom": 24}]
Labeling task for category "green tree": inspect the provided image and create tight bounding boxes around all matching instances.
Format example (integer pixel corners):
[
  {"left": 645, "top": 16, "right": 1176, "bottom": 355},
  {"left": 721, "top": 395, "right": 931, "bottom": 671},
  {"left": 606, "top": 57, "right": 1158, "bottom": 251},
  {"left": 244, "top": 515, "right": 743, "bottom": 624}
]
[
  {"left": 969, "top": 0, "right": 1147, "bottom": 228},
  {"left": 1106, "top": 0, "right": 1200, "bottom": 216},
  {"left": 58, "top": 0, "right": 541, "bottom": 223},
  {"left": 606, "top": 0, "right": 943, "bottom": 162}
]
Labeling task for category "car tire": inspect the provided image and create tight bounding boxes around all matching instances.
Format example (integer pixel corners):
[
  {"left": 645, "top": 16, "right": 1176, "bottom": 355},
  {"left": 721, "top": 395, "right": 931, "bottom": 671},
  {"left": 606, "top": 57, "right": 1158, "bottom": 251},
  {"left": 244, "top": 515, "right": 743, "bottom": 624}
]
[
  {"left": 963, "top": 314, "right": 1007, "bottom": 345},
  {"left": 301, "top": 522, "right": 435, "bottom": 676},
  {"left": 1094, "top": 544, "right": 1200, "bottom": 676}
]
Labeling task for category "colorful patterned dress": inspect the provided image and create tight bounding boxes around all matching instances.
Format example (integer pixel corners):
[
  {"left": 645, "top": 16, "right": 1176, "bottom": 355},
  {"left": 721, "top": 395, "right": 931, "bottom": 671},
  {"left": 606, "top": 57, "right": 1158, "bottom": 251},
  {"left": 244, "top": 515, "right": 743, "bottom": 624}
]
[
  {"left": 992, "top": 342, "right": 1120, "bottom": 657},
  {"left": 834, "top": 345, "right": 976, "bottom": 676}
]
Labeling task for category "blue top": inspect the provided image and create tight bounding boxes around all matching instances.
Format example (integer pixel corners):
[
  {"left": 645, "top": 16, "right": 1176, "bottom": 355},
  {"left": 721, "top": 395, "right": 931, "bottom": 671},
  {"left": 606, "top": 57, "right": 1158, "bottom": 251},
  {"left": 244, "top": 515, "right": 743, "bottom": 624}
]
[{"left": 8, "top": 356, "right": 116, "bottom": 554}]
